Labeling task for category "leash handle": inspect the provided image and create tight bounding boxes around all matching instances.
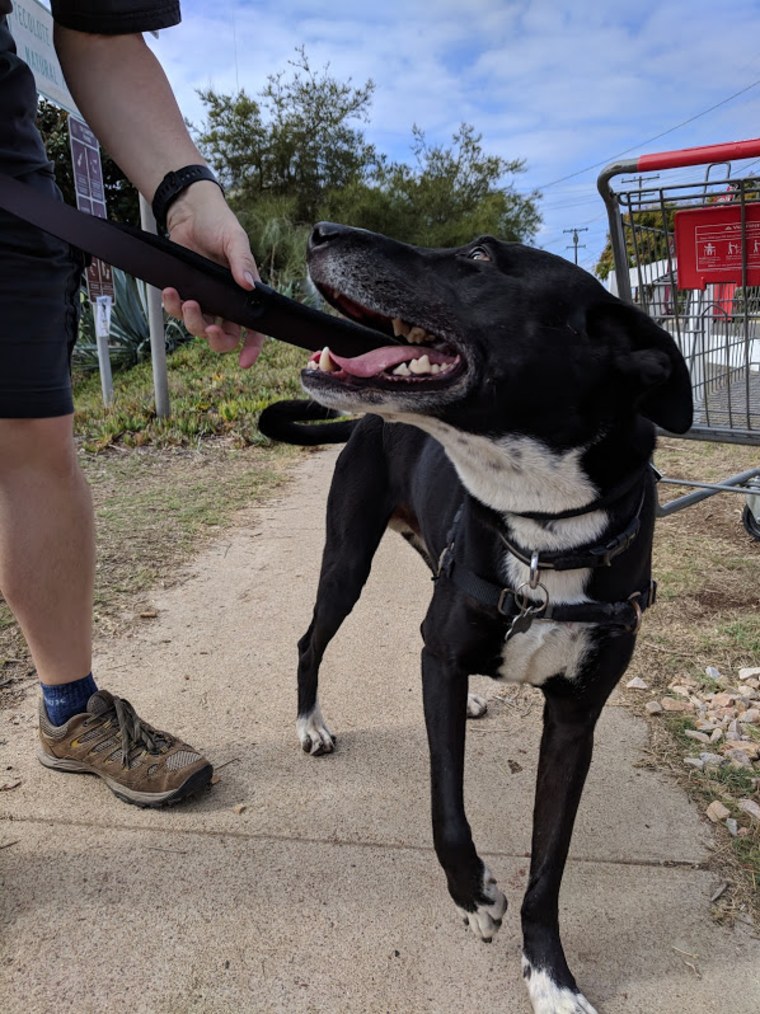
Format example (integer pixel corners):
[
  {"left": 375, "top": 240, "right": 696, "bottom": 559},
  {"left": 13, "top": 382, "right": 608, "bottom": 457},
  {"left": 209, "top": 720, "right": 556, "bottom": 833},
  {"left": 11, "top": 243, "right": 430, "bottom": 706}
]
[{"left": 0, "top": 172, "right": 394, "bottom": 357}]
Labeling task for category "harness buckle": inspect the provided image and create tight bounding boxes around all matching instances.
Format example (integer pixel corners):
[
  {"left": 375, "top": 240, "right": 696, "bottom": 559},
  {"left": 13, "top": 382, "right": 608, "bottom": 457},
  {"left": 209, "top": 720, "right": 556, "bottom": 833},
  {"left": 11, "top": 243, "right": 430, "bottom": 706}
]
[
  {"left": 496, "top": 587, "right": 514, "bottom": 616},
  {"left": 626, "top": 592, "right": 644, "bottom": 635},
  {"left": 435, "top": 541, "right": 454, "bottom": 581},
  {"left": 589, "top": 517, "right": 641, "bottom": 567}
]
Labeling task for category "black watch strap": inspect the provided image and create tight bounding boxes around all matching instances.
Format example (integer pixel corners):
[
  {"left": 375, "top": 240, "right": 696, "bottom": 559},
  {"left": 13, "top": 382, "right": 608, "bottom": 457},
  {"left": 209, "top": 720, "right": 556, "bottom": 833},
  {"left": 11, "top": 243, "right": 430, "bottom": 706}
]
[{"left": 151, "top": 165, "right": 222, "bottom": 234}]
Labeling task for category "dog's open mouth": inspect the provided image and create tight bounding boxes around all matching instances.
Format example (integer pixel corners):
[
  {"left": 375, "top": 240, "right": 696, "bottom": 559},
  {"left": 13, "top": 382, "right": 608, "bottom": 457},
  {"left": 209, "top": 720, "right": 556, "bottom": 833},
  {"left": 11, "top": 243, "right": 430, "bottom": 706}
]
[{"left": 304, "top": 286, "right": 464, "bottom": 389}]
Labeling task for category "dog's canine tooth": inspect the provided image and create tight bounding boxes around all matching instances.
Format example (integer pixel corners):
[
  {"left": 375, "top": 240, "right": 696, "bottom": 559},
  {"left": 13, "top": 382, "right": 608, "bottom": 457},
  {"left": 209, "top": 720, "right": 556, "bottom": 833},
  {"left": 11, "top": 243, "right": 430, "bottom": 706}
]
[
  {"left": 393, "top": 362, "right": 411, "bottom": 376},
  {"left": 409, "top": 354, "right": 432, "bottom": 374},
  {"left": 392, "top": 317, "right": 411, "bottom": 337},
  {"left": 319, "top": 346, "right": 335, "bottom": 372}
]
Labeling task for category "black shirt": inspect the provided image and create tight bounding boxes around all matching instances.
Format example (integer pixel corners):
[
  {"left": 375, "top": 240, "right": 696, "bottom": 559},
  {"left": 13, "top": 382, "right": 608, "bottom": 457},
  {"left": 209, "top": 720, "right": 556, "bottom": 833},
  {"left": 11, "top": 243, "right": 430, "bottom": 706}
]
[{"left": 1, "top": 2, "right": 181, "bottom": 176}]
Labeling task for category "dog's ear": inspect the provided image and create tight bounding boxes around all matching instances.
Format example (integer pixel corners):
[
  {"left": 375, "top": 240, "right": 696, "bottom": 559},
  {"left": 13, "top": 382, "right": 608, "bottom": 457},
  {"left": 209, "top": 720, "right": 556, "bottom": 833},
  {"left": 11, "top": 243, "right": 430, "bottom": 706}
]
[{"left": 587, "top": 301, "right": 693, "bottom": 434}]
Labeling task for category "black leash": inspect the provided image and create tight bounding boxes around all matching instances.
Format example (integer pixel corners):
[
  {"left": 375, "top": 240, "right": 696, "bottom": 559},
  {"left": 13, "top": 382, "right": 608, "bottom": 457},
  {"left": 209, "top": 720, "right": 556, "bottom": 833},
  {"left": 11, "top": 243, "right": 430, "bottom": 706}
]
[{"left": 0, "top": 172, "right": 395, "bottom": 358}]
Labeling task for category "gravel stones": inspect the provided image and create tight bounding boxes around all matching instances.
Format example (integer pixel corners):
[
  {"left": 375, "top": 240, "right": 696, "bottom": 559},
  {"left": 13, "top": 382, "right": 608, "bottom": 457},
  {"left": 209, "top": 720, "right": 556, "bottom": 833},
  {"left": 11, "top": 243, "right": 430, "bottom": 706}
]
[{"left": 644, "top": 664, "right": 759, "bottom": 837}]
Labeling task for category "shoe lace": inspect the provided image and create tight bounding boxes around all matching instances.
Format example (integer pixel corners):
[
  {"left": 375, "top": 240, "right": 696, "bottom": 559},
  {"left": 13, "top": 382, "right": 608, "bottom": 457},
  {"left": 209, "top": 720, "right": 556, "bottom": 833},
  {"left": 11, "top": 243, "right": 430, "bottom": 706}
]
[{"left": 108, "top": 696, "right": 173, "bottom": 767}]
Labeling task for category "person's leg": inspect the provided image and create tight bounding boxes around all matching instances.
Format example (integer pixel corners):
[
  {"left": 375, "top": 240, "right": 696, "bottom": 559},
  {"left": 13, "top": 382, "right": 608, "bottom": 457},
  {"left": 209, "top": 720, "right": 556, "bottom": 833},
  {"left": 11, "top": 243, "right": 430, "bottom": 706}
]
[
  {"left": 0, "top": 414, "right": 94, "bottom": 685},
  {"left": 0, "top": 413, "right": 214, "bottom": 805},
  {"left": 0, "top": 218, "right": 213, "bottom": 810}
]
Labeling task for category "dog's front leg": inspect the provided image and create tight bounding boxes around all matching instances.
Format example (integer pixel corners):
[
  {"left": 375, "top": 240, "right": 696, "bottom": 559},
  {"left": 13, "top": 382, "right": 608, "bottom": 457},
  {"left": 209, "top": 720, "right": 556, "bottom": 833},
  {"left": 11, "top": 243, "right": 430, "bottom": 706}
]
[
  {"left": 521, "top": 687, "right": 603, "bottom": 1014},
  {"left": 421, "top": 646, "right": 507, "bottom": 942}
]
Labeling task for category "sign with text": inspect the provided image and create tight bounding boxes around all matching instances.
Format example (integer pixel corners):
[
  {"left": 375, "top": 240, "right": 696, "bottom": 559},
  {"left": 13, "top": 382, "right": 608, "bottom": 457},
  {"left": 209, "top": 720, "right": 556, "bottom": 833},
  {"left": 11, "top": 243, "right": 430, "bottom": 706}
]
[
  {"left": 7, "top": 0, "right": 79, "bottom": 115},
  {"left": 68, "top": 115, "right": 114, "bottom": 300},
  {"left": 675, "top": 203, "right": 760, "bottom": 289}
]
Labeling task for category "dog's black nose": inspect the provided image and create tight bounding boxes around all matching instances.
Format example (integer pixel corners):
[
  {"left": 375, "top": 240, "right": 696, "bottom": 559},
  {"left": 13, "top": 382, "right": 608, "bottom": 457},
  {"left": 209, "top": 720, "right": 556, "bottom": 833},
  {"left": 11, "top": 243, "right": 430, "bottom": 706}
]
[{"left": 309, "top": 221, "right": 350, "bottom": 251}]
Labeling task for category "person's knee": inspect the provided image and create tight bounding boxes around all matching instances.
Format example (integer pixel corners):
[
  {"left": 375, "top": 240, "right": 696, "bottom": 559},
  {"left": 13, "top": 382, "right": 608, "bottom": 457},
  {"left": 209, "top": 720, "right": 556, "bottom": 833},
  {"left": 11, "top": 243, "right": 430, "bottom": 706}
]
[{"left": 0, "top": 415, "right": 79, "bottom": 480}]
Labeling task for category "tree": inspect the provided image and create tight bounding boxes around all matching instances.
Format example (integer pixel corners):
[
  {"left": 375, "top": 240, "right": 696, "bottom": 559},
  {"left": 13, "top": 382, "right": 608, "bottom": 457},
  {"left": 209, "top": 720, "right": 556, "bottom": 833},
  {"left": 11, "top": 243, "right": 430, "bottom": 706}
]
[
  {"left": 595, "top": 206, "right": 677, "bottom": 281},
  {"left": 190, "top": 89, "right": 268, "bottom": 201},
  {"left": 195, "top": 48, "right": 378, "bottom": 223},
  {"left": 36, "top": 98, "right": 139, "bottom": 224},
  {"left": 367, "top": 123, "right": 540, "bottom": 247},
  {"left": 192, "top": 50, "right": 542, "bottom": 285}
]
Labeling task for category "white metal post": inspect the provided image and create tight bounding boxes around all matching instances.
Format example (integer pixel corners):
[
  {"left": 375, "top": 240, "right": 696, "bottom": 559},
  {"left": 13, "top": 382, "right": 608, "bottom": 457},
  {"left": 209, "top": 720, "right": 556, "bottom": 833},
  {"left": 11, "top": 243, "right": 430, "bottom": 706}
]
[
  {"left": 93, "top": 295, "right": 114, "bottom": 406},
  {"left": 138, "top": 195, "right": 171, "bottom": 418}
]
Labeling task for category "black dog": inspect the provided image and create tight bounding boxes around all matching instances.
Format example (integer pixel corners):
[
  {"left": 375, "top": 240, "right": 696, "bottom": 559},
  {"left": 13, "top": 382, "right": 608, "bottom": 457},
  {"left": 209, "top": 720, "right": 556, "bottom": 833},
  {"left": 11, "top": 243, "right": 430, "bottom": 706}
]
[{"left": 259, "top": 222, "right": 692, "bottom": 1014}]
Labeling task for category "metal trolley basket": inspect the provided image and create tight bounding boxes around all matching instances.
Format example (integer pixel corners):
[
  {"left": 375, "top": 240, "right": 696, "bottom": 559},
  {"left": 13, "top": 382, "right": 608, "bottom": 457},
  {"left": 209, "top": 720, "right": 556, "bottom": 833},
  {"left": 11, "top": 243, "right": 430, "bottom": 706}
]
[{"left": 597, "top": 138, "right": 760, "bottom": 539}]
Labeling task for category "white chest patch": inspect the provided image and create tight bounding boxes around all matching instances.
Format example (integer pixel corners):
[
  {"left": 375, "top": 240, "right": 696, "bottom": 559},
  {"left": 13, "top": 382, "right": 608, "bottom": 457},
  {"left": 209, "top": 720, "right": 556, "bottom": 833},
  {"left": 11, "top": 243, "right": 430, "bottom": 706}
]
[
  {"left": 384, "top": 414, "right": 608, "bottom": 686},
  {"left": 499, "top": 620, "right": 592, "bottom": 687}
]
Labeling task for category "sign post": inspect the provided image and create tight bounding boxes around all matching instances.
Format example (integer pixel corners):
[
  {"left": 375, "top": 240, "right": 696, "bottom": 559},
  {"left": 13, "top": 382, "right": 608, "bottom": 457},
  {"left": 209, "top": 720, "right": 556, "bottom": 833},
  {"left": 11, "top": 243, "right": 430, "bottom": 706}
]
[
  {"left": 67, "top": 115, "right": 115, "bottom": 303},
  {"left": 94, "top": 295, "right": 114, "bottom": 406}
]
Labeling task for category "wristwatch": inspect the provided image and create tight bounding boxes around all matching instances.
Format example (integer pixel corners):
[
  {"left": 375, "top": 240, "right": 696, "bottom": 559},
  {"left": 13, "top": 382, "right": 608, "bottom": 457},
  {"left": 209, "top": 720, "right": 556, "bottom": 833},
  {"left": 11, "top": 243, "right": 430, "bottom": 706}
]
[{"left": 151, "top": 165, "right": 222, "bottom": 234}]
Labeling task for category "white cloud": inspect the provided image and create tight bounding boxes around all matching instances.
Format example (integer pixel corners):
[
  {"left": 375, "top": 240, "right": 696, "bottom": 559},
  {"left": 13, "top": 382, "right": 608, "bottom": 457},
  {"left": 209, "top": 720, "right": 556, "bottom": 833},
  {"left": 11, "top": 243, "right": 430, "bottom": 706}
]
[{"left": 151, "top": 0, "right": 760, "bottom": 269}]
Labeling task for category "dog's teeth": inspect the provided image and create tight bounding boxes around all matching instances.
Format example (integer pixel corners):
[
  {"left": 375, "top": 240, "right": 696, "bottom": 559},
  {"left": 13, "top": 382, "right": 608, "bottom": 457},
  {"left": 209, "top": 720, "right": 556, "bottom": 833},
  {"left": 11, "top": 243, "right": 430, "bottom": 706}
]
[
  {"left": 306, "top": 360, "right": 318, "bottom": 371},
  {"left": 319, "top": 347, "right": 335, "bottom": 372},
  {"left": 408, "top": 326, "right": 427, "bottom": 344},
  {"left": 409, "top": 354, "right": 432, "bottom": 375},
  {"left": 393, "top": 362, "right": 411, "bottom": 376},
  {"left": 392, "top": 318, "right": 411, "bottom": 337},
  {"left": 431, "top": 363, "right": 441, "bottom": 374}
]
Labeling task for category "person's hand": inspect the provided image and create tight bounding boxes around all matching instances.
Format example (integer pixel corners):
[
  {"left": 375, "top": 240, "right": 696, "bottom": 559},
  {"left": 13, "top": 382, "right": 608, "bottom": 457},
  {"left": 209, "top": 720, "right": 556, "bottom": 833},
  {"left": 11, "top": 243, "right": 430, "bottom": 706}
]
[{"left": 161, "top": 181, "right": 265, "bottom": 368}]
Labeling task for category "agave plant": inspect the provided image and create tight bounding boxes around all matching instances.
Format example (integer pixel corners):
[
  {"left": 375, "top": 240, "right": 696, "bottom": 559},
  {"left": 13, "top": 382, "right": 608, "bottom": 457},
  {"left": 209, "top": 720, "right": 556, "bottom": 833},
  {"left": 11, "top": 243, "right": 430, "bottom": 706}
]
[{"left": 73, "top": 269, "right": 192, "bottom": 374}]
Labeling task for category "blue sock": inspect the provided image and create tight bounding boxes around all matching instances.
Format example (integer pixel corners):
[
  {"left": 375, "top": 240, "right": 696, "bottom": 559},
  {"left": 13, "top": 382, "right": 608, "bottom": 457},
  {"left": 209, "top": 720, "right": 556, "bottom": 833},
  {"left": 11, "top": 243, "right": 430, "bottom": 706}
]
[{"left": 40, "top": 673, "right": 98, "bottom": 726}]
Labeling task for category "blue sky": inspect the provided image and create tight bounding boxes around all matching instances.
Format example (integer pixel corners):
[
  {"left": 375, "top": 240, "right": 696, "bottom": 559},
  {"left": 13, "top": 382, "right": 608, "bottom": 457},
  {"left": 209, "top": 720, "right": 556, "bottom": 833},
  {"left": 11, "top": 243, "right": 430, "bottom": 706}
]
[{"left": 150, "top": 0, "right": 760, "bottom": 275}]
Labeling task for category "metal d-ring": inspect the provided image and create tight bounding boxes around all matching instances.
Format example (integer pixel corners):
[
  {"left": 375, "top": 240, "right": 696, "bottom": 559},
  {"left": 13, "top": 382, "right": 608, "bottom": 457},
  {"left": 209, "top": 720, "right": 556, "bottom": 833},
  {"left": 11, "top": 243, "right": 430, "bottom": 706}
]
[
  {"left": 514, "top": 580, "right": 549, "bottom": 616},
  {"left": 627, "top": 591, "right": 643, "bottom": 634},
  {"left": 529, "top": 550, "right": 541, "bottom": 589}
]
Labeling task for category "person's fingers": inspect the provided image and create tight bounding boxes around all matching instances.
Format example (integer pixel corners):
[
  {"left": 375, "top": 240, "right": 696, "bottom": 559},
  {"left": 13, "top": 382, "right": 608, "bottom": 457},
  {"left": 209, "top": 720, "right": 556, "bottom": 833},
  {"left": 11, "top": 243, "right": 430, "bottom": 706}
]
[
  {"left": 205, "top": 326, "right": 240, "bottom": 354},
  {"left": 172, "top": 297, "right": 211, "bottom": 337},
  {"left": 224, "top": 230, "right": 260, "bottom": 291},
  {"left": 161, "top": 286, "right": 182, "bottom": 317},
  {"left": 238, "top": 330, "right": 266, "bottom": 368},
  {"left": 162, "top": 284, "right": 265, "bottom": 366}
]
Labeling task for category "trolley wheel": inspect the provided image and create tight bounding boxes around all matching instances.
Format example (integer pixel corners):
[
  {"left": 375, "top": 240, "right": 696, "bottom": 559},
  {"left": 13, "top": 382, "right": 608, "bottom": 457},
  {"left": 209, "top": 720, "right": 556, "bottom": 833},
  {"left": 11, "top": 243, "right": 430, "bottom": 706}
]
[{"left": 742, "top": 504, "right": 760, "bottom": 540}]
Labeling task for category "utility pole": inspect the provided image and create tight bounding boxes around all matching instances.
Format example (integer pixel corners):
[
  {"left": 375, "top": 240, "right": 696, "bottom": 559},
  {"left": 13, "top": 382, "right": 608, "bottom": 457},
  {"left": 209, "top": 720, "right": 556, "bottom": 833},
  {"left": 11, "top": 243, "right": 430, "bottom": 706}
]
[
  {"left": 621, "top": 173, "right": 659, "bottom": 192},
  {"left": 564, "top": 227, "right": 588, "bottom": 265}
]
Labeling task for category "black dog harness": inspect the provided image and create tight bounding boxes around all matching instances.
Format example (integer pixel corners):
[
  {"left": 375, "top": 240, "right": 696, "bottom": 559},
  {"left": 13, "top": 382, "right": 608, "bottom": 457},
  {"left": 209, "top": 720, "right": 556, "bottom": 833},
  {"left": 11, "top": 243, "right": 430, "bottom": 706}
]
[{"left": 435, "top": 477, "right": 656, "bottom": 640}]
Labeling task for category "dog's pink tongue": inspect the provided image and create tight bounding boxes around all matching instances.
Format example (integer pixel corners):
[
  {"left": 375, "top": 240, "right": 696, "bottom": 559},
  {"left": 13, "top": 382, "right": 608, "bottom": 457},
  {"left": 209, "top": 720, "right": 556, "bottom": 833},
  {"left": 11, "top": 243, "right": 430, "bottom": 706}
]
[{"left": 328, "top": 346, "right": 448, "bottom": 378}]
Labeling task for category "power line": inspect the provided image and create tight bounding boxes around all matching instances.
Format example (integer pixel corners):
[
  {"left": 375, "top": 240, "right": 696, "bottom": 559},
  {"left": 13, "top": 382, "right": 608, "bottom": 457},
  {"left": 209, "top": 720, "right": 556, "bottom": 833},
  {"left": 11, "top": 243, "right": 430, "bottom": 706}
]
[{"left": 536, "top": 75, "right": 760, "bottom": 191}]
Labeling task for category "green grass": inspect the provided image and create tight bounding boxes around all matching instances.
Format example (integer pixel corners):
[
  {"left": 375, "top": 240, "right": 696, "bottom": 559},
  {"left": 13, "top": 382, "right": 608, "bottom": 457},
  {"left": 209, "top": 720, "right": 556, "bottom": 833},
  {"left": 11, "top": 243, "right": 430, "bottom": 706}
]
[{"left": 73, "top": 336, "right": 307, "bottom": 450}]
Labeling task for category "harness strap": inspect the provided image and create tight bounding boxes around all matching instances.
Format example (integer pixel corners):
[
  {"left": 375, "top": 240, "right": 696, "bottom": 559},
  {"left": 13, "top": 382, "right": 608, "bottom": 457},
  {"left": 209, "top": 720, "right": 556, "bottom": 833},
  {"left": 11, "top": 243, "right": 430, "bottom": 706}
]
[
  {"left": 434, "top": 488, "right": 655, "bottom": 635},
  {"left": 497, "top": 492, "right": 645, "bottom": 571},
  {"left": 438, "top": 555, "right": 656, "bottom": 635}
]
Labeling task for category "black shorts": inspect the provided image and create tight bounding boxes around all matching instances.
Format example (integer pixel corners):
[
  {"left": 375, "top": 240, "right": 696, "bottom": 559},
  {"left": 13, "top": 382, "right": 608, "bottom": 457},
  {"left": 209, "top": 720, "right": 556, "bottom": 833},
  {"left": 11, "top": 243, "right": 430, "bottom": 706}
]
[{"left": 0, "top": 167, "right": 85, "bottom": 419}]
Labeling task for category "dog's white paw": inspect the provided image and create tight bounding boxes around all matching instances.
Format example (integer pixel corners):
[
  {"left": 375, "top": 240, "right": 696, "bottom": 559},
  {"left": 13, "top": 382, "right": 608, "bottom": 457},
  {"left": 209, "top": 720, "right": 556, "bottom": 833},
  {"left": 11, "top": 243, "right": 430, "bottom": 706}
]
[
  {"left": 466, "top": 692, "right": 488, "bottom": 719},
  {"left": 455, "top": 865, "right": 507, "bottom": 942},
  {"left": 296, "top": 704, "right": 336, "bottom": 756},
  {"left": 522, "top": 958, "right": 598, "bottom": 1014}
]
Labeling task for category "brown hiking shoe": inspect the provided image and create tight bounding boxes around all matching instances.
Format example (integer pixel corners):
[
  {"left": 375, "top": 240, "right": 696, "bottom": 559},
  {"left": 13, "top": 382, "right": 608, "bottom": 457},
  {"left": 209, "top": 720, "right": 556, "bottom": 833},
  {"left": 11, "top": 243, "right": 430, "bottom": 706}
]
[{"left": 37, "top": 690, "right": 213, "bottom": 807}]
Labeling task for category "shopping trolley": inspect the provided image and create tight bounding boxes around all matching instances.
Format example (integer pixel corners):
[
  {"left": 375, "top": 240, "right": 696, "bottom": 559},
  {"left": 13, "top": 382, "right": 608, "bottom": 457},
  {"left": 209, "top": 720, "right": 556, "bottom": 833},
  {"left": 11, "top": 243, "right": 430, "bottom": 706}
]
[{"left": 598, "top": 138, "right": 760, "bottom": 539}]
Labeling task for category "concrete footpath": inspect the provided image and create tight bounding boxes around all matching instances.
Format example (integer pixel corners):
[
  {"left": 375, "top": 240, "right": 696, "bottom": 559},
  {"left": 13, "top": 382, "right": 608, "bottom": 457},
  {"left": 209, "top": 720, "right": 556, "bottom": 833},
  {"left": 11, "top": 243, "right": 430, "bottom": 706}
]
[{"left": 1, "top": 447, "right": 758, "bottom": 1014}]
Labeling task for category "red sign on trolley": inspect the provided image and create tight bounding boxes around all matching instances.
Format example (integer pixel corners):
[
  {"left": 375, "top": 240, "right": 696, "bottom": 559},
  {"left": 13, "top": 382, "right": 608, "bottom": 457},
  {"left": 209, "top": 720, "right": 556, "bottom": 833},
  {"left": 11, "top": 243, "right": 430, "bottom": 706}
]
[{"left": 674, "top": 203, "right": 760, "bottom": 289}]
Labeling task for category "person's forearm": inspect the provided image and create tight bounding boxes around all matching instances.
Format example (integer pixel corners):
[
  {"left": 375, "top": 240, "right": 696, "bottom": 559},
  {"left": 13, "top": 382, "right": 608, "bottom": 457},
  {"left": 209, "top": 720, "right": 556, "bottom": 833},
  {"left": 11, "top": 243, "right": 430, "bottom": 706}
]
[{"left": 53, "top": 27, "right": 208, "bottom": 200}]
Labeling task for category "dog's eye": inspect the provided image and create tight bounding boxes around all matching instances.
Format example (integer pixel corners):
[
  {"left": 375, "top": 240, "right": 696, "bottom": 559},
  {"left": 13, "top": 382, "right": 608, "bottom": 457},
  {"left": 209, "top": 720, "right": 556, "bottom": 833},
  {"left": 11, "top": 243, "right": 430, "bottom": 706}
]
[{"left": 468, "top": 246, "right": 491, "bottom": 262}]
